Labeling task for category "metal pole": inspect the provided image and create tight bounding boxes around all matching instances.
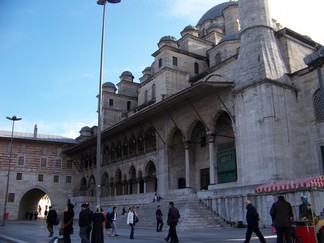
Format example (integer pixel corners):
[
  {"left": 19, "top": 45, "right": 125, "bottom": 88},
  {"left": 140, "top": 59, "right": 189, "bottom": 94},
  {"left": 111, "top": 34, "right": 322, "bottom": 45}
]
[
  {"left": 2, "top": 116, "right": 21, "bottom": 226},
  {"left": 96, "top": 1, "right": 106, "bottom": 208}
]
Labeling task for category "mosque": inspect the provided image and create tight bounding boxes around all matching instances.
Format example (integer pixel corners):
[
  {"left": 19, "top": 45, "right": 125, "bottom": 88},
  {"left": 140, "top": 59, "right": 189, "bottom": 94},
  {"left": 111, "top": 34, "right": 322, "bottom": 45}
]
[{"left": 1, "top": 0, "right": 323, "bottom": 227}]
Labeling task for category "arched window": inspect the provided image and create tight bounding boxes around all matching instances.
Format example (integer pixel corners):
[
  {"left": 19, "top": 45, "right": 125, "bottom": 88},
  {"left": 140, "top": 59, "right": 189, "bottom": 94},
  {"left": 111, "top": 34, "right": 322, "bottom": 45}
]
[
  {"left": 314, "top": 89, "right": 324, "bottom": 122},
  {"left": 194, "top": 62, "right": 199, "bottom": 74},
  {"left": 152, "top": 84, "right": 156, "bottom": 99},
  {"left": 215, "top": 53, "right": 221, "bottom": 65},
  {"left": 144, "top": 90, "right": 148, "bottom": 102}
]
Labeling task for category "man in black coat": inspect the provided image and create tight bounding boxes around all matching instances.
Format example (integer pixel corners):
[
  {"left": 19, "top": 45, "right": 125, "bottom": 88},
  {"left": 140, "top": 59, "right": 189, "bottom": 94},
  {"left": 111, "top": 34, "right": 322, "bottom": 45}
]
[
  {"left": 164, "top": 201, "right": 180, "bottom": 243},
  {"left": 156, "top": 205, "right": 163, "bottom": 232},
  {"left": 79, "top": 202, "right": 93, "bottom": 243},
  {"left": 244, "top": 199, "right": 266, "bottom": 243},
  {"left": 270, "top": 195, "right": 293, "bottom": 243},
  {"left": 46, "top": 206, "right": 57, "bottom": 237}
]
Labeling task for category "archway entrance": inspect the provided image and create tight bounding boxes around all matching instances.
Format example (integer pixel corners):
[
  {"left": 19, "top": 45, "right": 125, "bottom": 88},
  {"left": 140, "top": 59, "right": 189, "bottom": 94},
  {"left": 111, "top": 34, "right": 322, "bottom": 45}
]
[{"left": 18, "top": 188, "right": 50, "bottom": 220}]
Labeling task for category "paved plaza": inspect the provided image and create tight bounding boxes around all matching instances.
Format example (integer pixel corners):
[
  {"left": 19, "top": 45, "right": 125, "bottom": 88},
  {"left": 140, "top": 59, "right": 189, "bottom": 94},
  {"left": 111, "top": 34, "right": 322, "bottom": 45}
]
[{"left": 0, "top": 220, "right": 277, "bottom": 243}]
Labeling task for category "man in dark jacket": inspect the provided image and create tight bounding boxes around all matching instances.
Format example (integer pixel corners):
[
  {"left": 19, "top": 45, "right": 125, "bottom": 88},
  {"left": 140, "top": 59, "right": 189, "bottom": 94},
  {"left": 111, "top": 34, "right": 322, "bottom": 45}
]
[
  {"left": 46, "top": 206, "right": 57, "bottom": 237},
  {"left": 79, "top": 202, "right": 93, "bottom": 243},
  {"left": 270, "top": 195, "right": 293, "bottom": 243},
  {"left": 164, "top": 201, "right": 180, "bottom": 243},
  {"left": 244, "top": 199, "right": 266, "bottom": 243},
  {"left": 156, "top": 205, "right": 163, "bottom": 232}
]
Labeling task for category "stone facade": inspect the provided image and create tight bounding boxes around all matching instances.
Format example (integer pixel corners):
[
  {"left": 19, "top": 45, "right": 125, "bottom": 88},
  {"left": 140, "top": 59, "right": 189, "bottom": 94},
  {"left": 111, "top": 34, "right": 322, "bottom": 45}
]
[
  {"left": 1, "top": 0, "right": 324, "bottom": 225},
  {"left": 69, "top": 0, "right": 324, "bottom": 225}
]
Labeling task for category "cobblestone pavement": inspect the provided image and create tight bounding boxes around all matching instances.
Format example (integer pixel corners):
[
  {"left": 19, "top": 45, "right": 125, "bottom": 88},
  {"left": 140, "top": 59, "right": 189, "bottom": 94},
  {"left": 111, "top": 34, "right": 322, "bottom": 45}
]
[{"left": 0, "top": 220, "right": 277, "bottom": 243}]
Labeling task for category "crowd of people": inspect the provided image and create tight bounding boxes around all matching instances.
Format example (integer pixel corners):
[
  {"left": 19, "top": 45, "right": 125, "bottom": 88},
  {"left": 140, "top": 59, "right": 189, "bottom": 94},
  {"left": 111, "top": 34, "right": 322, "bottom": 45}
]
[
  {"left": 45, "top": 199, "right": 181, "bottom": 243},
  {"left": 45, "top": 195, "right": 321, "bottom": 243}
]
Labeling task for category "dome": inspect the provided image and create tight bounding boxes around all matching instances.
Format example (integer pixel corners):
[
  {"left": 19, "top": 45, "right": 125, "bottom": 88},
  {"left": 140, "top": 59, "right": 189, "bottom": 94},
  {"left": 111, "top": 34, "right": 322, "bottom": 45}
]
[
  {"left": 159, "top": 35, "right": 177, "bottom": 42},
  {"left": 197, "top": 1, "right": 238, "bottom": 26},
  {"left": 80, "top": 126, "right": 91, "bottom": 132},
  {"left": 120, "top": 71, "right": 134, "bottom": 78},
  {"left": 183, "top": 25, "right": 197, "bottom": 31},
  {"left": 219, "top": 31, "right": 240, "bottom": 43},
  {"left": 103, "top": 82, "right": 116, "bottom": 89}
]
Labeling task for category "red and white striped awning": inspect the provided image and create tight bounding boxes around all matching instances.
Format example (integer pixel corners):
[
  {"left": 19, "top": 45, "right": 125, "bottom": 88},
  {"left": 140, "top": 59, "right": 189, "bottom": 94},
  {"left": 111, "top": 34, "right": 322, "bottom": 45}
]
[{"left": 255, "top": 176, "right": 324, "bottom": 193}]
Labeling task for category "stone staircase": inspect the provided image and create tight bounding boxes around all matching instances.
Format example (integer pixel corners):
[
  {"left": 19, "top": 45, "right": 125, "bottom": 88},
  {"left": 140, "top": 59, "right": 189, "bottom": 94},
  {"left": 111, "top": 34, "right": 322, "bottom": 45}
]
[{"left": 103, "top": 193, "right": 229, "bottom": 231}]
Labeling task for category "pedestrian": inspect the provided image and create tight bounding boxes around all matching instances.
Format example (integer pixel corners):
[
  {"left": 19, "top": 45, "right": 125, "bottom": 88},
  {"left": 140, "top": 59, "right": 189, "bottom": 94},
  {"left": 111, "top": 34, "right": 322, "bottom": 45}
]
[
  {"left": 91, "top": 206, "right": 105, "bottom": 243},
  {"left": 122, "top": 207, "right": 126, "bottom": 215},
  {"left": 111, "top": 207, "right": 119, "bottom": 237},
  {"left": 46, "top": 206, "right": 57, "bottom": 237},
  {"left": 127, "top": 206, "right": 138, "bottom": 239},
  {"left": 270, "top": 195, "right": 293, "bottom": 243},
  {"left": 156, "top": 205, "right": 163, "bottom": 232},
  {"left": 34, "top": 211, "right": 38, "bottom": 220},
  {"left": 44, "top": 205, "right": 48, "bottom": 219},
  {"left": 79, "top": 202, "right": 93, "bottom": 243},
  {"left": 62, "top": 200, "right": 75, "bottom": 243},
  {"left": 299, "top": 195, "right": 312, "bottom": 220},
  {"left": 164, "top": 201, "right": 180, "bottom": 243},
  {"left": 153, "top": 193, "right": 158, "bottom": 202},
  {"left": 105, "top": 208, "right": 113, "bottom": 237},
  {"left": 243, "top": 199, "right": 266, "bottom": 243}
]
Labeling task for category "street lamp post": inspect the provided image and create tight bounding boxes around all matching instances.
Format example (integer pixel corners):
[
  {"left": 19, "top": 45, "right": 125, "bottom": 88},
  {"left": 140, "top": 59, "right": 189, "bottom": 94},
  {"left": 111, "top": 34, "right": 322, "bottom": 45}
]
[
  {"left": 2, "top": 115, "right": 22, "bottom": 226},
  {"left": 96, "top": 0, "right": 121, "bottom": 207}
]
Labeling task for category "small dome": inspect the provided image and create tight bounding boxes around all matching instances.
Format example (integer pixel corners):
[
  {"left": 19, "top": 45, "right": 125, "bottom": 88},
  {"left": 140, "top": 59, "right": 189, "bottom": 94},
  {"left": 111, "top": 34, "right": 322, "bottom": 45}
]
[
  {"left": 80, "top": 126, "right": 91, "bottom": 132},
  {"left": 197, "top": 1, "right": 238, "bottom": 26},
  {"left": 142, "top": 67, "right": 151, "bottom": 75},
  {"left": 181, "top": 25, "right": 199, "bottom": 37},
  {"left": 219, "top": 31, "right": 240, "bottom": 43},
  {"left": 159, "top": 35, "right": 177, "bottom": 42},
  {"left": 103, "top": 82, "right": 116, "bottom": 88},
  {"left": 120, "top": 71, "right": 134, "bottom": 78},
  {"left": 183, "top": 25, "right": 197, "bottom": 31},
  {"left": 158, "top": 35, "right": 178, "bottom": 48}
]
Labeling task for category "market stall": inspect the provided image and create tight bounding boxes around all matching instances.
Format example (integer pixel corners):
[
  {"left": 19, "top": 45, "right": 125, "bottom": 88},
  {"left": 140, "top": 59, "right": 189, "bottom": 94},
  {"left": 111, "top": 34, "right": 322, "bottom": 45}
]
[{"left": 255, "top": 175, "right": 324, "bottom": 243}]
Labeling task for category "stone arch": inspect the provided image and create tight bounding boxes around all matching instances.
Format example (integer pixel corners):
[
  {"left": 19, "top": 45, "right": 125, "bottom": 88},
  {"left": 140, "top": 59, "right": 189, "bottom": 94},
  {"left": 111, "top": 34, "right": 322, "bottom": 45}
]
[
  {"left": 18, "top": 187, "right": 48, "bottom": 220},
  {"left": 102, "top": 172, "right": 109, "bottom": 197},
  {"left": 138, "top": 171, "right": 144, "bottom": 193},
  {"left": 145, "top": 160, "right": 157, "bottom": 192},
  {"left": 80, "top": 177, "right": 87, "bottom": 193},
  {"left": 167, "top": 127, "right": 185, "bottom": 190},
  {"left": 88, "top": 175, "right": 96, "bottom": 197},
  {"left": 213, "top": 111, "right": 237, "bottom": 184},
  {"left": 129, "top": 165, "right": 137, "bottom": 194},
  {"left": 189, "top": 120, "right": 209, "bottom": 191},
  {"left": 115, "top": 169, "right": 123, "bottom": 196}
]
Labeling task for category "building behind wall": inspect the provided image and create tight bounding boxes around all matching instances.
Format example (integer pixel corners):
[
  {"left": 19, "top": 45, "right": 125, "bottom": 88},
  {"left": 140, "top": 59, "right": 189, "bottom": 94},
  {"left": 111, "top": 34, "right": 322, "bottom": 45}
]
[{"left": 0, "top": 128, "right": 78, "bottom": 220}]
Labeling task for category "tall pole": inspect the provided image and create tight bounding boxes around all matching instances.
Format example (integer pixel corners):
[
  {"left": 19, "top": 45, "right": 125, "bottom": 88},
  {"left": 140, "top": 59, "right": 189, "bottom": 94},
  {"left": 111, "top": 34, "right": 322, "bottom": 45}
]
[
  {"left": 2, "top": 115, "right": 22, "bottom": 226},
  {"left": 96, "top": 0, "right": 121, "bottom": 207}
]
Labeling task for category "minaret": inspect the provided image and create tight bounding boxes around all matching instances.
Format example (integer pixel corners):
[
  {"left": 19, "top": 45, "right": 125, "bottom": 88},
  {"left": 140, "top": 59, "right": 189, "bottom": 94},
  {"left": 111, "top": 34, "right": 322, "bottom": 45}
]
[
  {"left": 233, "top": 0, "right": 300, "bottom": 184},
  {"left": 234, "top": 0, "right": 290, "bottom": 91}
]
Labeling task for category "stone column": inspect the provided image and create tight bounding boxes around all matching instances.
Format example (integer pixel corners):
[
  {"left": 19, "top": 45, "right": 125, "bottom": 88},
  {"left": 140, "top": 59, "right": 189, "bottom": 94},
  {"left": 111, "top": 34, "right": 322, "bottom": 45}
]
[
  {"left": 207, "top": 131, "right": 216, "bottom": 185},
  {"left": 144, "top": 179, "right": 147, "bottom": 193},
  {"left": 184, "top": 140, "right": 191, "bottom": 188}
]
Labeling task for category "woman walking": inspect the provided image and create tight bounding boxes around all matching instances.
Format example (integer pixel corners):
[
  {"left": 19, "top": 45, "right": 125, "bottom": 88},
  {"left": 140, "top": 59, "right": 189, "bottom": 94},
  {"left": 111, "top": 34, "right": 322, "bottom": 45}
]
[{"left": 126, "top": 206, "right": 138, "bottom": 240}]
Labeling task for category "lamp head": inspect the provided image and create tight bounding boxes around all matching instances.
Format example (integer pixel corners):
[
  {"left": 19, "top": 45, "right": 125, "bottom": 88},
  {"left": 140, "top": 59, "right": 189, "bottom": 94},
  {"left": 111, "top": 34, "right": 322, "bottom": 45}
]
[{"left": 97, "top": 0, "right": 121, "bottom": 5}]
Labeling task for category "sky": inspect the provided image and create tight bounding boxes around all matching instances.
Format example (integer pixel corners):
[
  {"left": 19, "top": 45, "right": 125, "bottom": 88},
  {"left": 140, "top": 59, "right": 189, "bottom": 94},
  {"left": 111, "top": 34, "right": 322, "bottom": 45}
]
[{"left": 1, "top": 0, "right": 323, "bottom": 139}]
